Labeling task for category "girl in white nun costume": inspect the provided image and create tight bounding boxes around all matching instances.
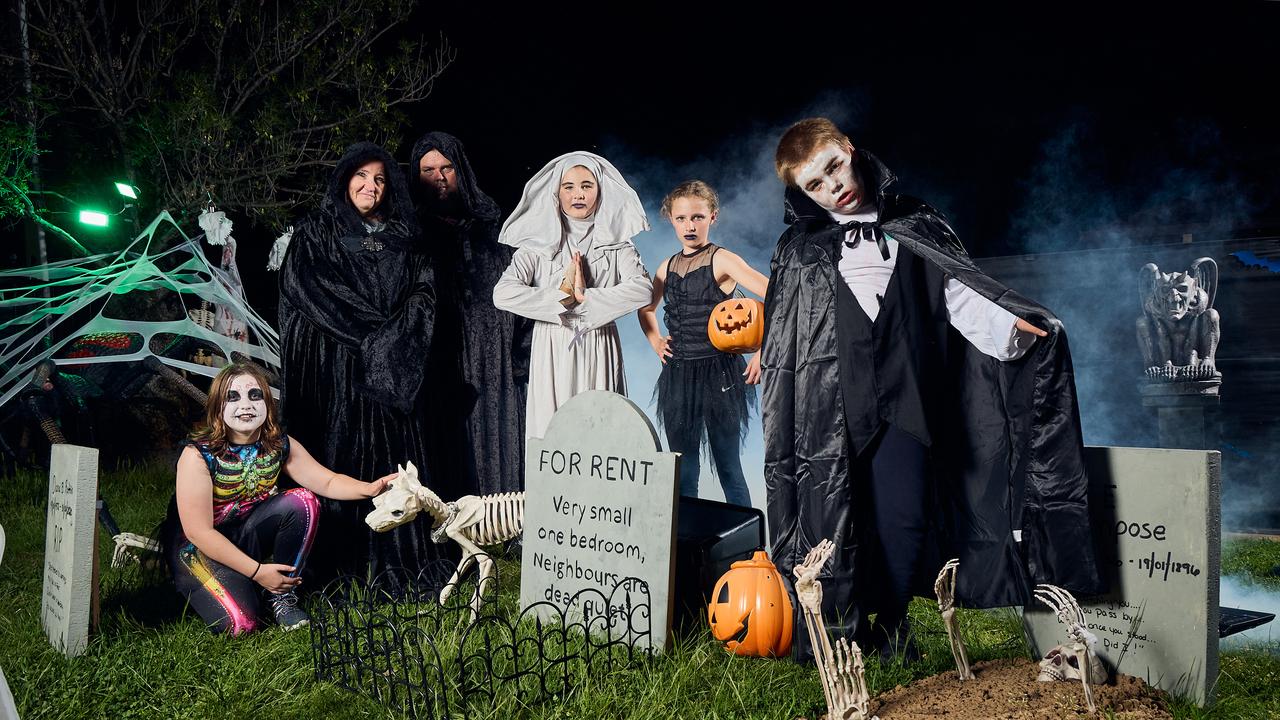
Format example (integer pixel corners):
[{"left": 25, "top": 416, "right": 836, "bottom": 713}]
[{"left": 494, "top": 152, "right": 654, "bottom": 439}]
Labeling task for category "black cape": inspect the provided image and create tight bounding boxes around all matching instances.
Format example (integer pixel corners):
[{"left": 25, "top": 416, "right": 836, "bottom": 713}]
[
  {"left": 279, "top": 142, "right": 441, "bottom": 583},
  {"left": 761, "top": 150, "right": 1104, "bottom": 616},
  {"left": 409, "top": 132, "right": 531, "bottom": 498}
]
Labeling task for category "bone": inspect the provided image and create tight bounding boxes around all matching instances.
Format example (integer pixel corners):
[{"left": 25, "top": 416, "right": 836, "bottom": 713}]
[{"left": 933, "top": 558, "right": 973, "bottom": 681}]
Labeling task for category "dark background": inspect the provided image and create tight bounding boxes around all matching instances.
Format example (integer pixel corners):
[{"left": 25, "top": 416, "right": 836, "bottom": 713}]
[
  {"left": 4, "top": 2, "right": 1278, "bottom": 523},
  {"left": 409, "top": 3, "right": 1280, "bottom": 254}
]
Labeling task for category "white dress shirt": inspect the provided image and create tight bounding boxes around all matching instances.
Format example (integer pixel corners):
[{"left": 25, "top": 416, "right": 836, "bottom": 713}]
[{"left": 831, "top": 208, "right": 1033, "bottom": 361}]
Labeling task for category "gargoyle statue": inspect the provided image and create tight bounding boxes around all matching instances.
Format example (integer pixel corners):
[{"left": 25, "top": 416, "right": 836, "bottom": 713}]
[
  {"left": 933, "top": 559, "right": 973, "bottom": 681},
  {"left": 1034, "top": 584, "right": 1108, "bottom": 714},
  {"left": 794, "top": 539, "right": 877, "bottom": 720},
  {"left": 1137, "top": 257, "right": 1221, "bottom": 380},
  {"left": 365, "top": 462, "right": 524, "bottom": 621}
]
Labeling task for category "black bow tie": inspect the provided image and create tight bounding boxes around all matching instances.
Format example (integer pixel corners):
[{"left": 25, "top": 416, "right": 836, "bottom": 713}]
[{"left": 840, "top": 221, "right": 891, "bottom": 261}]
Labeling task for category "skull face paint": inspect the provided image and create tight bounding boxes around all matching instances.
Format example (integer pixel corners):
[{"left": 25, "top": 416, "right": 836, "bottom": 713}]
[
  {"left": 793, "top": 142, "right": 867, "bottom": 215},
  {"left": 223, "top": 374, "right": 267, "bottom": 442}
]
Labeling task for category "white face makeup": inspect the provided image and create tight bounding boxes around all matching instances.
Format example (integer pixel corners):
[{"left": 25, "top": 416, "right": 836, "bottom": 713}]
[
  {"left": 222, "top": 374, "right": 268, "bottom": 442},
  {"left": 793, "top": 142, "right": 867, "bottom": 215},
  {"left": 558, "top": 165, "right": 600, "bottom": 219},
  {"left": 668, "top": 196, "right": 716, "bottom": 250}
]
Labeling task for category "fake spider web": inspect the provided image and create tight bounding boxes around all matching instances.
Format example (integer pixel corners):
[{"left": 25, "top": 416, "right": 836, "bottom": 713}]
[{"left": 0, "top": 210, "right": 281, "bottom": 410}]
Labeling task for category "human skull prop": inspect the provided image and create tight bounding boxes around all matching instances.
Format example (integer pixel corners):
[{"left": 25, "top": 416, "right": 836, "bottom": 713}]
[
  {"left": 1037, "top": 644, "right": 1107, "bottom": 684},
  {"left": 365, "top": 462, "right": 426, "bottom": 531}
]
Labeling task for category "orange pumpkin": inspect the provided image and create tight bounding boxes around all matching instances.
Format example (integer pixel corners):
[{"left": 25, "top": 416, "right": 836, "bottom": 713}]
[
  {"left": 707, "top": 298, "right": 765, "bottom": 354},
  {"left": 707, "top": 550, "right": 793, "bottom": 658}
]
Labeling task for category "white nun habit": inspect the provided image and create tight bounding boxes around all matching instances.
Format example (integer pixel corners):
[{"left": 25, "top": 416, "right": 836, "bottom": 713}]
[{"left": 493, "top": 152, "right": 654, "bottom": 439}]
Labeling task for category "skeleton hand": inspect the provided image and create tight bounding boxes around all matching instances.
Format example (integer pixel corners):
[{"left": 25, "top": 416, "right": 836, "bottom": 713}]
[
  {"left": 1034, "top": 584, "right": 1095, "bottom": 649},
  {"left": 934, "top": 558, "right": 959, "bottom": 613},
  {"left": 794, "top": 540, "right": 836, "bottom": 611},
  {"left": 828, "top": 636, "right": 872, "bottom": 719}
]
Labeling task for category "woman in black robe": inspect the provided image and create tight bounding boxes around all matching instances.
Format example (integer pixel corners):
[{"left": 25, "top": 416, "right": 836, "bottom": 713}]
[
  {"left": 279, "top": 142, "right": 439, "bottom": 584},
  {"left": 409, "top": 132, "right": 531, "bottom": 498}
]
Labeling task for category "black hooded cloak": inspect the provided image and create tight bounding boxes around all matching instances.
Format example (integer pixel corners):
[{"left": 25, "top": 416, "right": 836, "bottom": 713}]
[
  {"left": 278, "top": 142, "right": 440, "bottom": 582},
  {"left": 409, "top": 132, "right": 531, "bottom": 499},
  {"left": 761, "top": 150, "right": 1104, "bottom": 651}
]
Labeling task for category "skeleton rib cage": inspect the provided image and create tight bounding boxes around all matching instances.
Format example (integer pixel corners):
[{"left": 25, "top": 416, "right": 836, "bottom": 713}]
[{"left": 459, "top": 492, "right": 525, "bottom": 545}]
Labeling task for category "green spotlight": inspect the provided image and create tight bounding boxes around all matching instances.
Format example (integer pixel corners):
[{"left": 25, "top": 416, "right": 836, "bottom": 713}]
[
  {"left": 114, "top": 182, "right": 138, "bottom": 199},
  {"left": 78, "top": 210, "right": 110, "bottom": 227}
]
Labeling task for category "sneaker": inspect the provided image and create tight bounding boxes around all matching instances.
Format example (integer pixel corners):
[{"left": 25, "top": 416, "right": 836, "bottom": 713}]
[{"left": 267, "top": 590, "right": 310, "bottom": 631}]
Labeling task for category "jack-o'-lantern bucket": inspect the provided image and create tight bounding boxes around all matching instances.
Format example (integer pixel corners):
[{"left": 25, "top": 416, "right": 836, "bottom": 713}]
[
  {"left": 707, "top": 297, "right": 765, "bottom": 354},
  {"left": 707, "top": 550, "right": 793, "bottom": 657}
]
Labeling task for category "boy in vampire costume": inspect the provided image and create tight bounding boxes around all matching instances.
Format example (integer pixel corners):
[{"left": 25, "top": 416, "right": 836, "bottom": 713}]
[
  {"left": 409, "top": 132, "right": 532, "bottom": 498},
  {"left": 762, "top": 118, "right": 1103, "bottom": 661}
]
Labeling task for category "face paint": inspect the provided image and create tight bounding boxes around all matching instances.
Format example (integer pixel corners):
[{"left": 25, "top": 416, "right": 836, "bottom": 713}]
[
  {"left": 793, "top": 142, "right": 867, "bottom": 215},
  {"left": 558, "top": 165, "right": 600, "bottom": 219},
  {"left": 667, "top": 196, "right": 717, "bottom": 251},
  {"left": 223, "top": 374, "right": 268, "bottom": 442}
]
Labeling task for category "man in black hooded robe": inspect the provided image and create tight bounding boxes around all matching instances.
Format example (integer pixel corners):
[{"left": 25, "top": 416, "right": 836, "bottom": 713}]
[
  {"left": 762, "top": 119, "right": 1104, "bottom": 661},
  {"left": 279, "top": 142, "right": 440, "bottom": 584},
  {"left": 409, "top": 132, "right": 531, "bottom": 499}
]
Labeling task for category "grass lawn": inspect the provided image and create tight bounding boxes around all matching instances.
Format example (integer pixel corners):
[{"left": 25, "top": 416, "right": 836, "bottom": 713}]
[{"left": 1, "top": 462, "right": 1278, "bottom": 719}]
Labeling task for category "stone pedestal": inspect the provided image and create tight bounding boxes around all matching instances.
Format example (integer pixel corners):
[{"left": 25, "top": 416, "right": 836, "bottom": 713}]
[{"left": 1140, "top": 379, "right": 1220, "bottom": 450}]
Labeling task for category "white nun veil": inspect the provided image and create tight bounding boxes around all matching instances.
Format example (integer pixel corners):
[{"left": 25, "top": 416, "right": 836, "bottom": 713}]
[{"left": 498, "top": 151, "right": 649, "bottom": 259}]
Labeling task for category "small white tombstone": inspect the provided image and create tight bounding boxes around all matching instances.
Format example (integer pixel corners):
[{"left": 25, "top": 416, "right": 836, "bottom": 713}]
[
  {"left": 1, "top": 519, "right": 19, "bottom": 720},
  {"left": 520, "top": 391, "right": 680, "bottom": 652},
  {"left": 1023, "top": 446, "right": 1220, "bottom": 705},
  {"left": 40, "top": 444, "right": 101, "bottom": 658}
]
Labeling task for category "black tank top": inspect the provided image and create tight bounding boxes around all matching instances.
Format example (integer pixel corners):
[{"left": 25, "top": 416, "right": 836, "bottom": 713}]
[{"left": 662, "top": 244, "right": 732, "bottom": 360}]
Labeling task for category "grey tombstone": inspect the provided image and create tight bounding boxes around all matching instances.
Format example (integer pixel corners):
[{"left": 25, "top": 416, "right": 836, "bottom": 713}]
[
  {"left": 40, "top": 444, "right": 101, "bottom": 658},
  {"left": 1023, "top": 446, "right": 1221, "bottom": 705},
  {"left": 1, "top": 520, "right": 18, "bottom": 720},
  {"left": 519, "top": 391, "right": 680, "bottom": 652}
]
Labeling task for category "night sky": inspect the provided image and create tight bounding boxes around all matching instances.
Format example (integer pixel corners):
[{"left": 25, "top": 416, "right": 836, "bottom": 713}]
[
  {"left": 2, "top": 1, "right": 1277, "bottom": 507},
  {"left": 405, "top": 3, "right": 1280, "bottom": 258}
]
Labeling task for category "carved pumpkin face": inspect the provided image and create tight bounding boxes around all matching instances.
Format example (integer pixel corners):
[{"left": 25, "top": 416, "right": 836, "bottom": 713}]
[
  {"left": 707, "top": 298, "right": 765, "bottom": 354},
  {"left": 707, "top": 550, "right": 793, "bottom": 658}
]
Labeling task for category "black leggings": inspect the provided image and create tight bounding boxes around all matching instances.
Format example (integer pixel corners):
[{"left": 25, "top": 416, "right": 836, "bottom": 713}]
[{"left": 166, "top": 488, "right": 320, "bottom": 635}]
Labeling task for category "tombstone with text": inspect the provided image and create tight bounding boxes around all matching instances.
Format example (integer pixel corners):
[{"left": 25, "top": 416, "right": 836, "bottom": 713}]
[
  {"left": 520, "top": 391, "right": 680, "bottom": 652},
  {"left": 41, "top": 444, "right": 101, "bottom": 658},
  {"left": 1023, "top": 446, "right": 1221, "bottom": 705},
  {"left": 1, "top": 519, "right": 19, "bottom": 720}
]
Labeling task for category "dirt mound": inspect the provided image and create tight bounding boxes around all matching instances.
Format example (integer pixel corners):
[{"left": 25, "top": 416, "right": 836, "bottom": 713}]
[{"left": 869, "top": 658, "right": 1173, "bottom": 719}]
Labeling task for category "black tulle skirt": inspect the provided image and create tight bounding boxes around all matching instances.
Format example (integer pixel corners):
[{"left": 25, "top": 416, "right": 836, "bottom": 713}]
[{"left": 654, "top": 353, "right": 756, "bottom": 450}]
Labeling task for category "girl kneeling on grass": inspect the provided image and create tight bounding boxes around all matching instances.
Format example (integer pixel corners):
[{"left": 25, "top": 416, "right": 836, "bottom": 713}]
[{"left": 164, "top": 362, "right": 393, "bottom": 634}]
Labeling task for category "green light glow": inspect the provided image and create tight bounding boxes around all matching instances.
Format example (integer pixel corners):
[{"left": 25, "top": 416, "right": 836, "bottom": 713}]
[
  {"left": 78, "top": 210, "right": 110, "bottom": 227},
  {"left": 114, "top": 182, "right": 138, "bottom": 199}
]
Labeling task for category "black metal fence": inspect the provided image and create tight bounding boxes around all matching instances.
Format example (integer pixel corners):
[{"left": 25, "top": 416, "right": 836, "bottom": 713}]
[{"left": 308, "top": 554, "right": 653, "bottom": 718}]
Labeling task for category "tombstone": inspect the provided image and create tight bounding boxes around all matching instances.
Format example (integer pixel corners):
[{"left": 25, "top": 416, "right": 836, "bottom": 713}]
[
  {"left": 519, "top": 391, "right": 680, "bottom": 652},
  {"left": 40, "top": 444, "right": 101, "bottom": 658},
  {"left": 0, "top": 520, "right": 18, "bottom": 720},
  {"left": 1023, "top": 446, "right": 1220, "bottom": 705}
]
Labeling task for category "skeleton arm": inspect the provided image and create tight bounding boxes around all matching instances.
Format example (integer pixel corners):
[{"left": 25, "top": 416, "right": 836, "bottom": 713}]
[
  {"left": 933, "top": 559, "right": 973, "bottom": 680},
  {"left": 1034, "top": 584, "right": 1106, "bottom": 714},
  {"left": 794, "top": 540, "right": 873, "bottom": 720}
]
